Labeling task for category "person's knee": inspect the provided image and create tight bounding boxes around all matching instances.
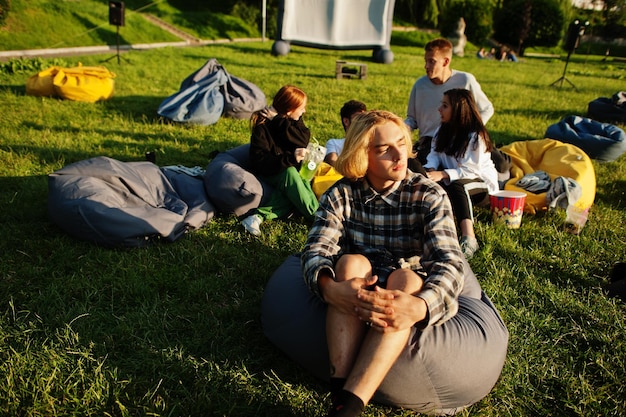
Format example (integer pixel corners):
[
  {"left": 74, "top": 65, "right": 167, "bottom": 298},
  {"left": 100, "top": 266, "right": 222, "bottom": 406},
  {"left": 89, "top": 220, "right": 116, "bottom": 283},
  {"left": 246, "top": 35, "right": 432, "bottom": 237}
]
[
  {"left": 335, "top": 254, "right": 372, "bottom": 282},
  {"left": 387, "top": 269, "right": 423, "bottom": 293},
  {"left": 279, "top": 166, "right": 300, "bottom": 186}
]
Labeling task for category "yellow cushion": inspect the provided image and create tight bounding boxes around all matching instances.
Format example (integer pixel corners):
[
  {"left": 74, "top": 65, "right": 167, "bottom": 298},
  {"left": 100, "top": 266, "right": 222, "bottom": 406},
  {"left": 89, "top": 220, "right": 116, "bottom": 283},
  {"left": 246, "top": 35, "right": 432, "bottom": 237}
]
[
  {"left": 26, "top": 66, "right": 60, "bottom": 97},
  {"left": 26, "top": 64, "right": 116, "bottom": 102},
  {"left": 312, "top": 162, "right": 343, "bottom": 199},
  {"left": 501, "top": 139, "right": 596, "bottom": 214},
  {"left": 53, "top": 65, "right": 116, "bottom": 102}
]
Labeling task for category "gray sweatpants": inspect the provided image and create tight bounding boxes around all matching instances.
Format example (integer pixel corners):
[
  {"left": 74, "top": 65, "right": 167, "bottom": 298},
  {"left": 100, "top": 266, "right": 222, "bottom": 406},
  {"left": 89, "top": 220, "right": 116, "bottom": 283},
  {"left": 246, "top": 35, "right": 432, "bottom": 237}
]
[{"left": 261, "top": 254, "right": 509, "bottom": 416}]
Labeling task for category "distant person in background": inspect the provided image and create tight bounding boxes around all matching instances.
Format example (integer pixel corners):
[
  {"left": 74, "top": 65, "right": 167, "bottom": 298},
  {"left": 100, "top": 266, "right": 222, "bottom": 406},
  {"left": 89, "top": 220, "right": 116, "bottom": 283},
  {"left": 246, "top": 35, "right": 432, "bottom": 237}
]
[
  {"left": 476, "top": 47, "right": 487, "bottom": 59},
  {"left": 324, "top": 100, "right": 367, "bottom": 167},
  {"left": 405, "top": 38, "right": 494, "bottom": 165},
  {"left": 496, "top": 46, "right": 518, "bottom": 62}
]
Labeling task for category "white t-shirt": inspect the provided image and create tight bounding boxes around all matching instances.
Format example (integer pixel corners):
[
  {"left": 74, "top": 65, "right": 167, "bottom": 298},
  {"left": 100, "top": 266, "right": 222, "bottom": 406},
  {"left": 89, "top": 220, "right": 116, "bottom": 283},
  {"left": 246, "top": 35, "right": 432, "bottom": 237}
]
[
  {"left": 405, "top": 70, "right": 494, "bottom": 138},
  {"left": 325, "top": 138, "right": 345, "bottom": 156}
]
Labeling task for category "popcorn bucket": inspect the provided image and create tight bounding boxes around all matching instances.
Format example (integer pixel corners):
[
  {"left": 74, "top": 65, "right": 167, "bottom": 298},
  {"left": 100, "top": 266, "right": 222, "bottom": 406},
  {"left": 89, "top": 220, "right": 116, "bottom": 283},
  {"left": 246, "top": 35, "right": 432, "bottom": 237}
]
[{"left": 489, "top": 191, "right": 527, "bottom": 229}]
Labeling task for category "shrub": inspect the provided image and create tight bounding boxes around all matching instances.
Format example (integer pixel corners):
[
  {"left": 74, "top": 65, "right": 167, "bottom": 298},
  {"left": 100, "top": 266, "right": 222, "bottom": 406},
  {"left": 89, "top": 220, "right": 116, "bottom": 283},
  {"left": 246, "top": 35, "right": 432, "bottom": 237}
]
[
  {"left": 0, "top": 0, "right": 10, "bottom": 26},
  {"left": 494, "top": 0, "right": 565, "bottom": 52}
]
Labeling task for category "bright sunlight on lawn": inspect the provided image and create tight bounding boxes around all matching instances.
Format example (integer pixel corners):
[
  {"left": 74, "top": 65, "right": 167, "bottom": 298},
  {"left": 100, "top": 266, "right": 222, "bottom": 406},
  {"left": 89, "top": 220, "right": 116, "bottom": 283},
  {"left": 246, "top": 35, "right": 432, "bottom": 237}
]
[{"left": 0, "top": 34, "right": 625, "bottom": 416}]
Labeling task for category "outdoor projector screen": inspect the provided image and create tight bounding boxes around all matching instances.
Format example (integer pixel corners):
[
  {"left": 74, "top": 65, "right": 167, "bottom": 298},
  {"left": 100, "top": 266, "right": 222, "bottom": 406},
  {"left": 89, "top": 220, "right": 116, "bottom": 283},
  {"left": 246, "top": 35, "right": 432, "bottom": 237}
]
[{"left": 279, "top": 0, "right": 394, "bottom": 49}]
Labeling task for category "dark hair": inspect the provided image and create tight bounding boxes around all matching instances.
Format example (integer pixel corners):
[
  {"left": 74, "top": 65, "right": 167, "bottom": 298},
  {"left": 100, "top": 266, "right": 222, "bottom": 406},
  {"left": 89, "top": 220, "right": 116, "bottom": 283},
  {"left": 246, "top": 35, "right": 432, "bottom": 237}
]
[
  {"left": 435, "top": 88, "right": 493, "bottom": 158},
  {"left": 340, "top": 100, "right": 367, "bottom": 121}
]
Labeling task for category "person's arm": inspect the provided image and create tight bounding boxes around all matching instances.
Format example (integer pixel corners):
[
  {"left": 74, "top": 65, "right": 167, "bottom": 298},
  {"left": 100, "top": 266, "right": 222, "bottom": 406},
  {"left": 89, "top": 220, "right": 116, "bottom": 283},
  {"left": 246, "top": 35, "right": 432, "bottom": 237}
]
[
  {"left": 281, "top": 117, "right": 311, "bottom": 149},
  {"left": 415, "top": 185, "right": 465, "bottom": 326},
  {"left": 250, "top": 117, "right": 310, "bottom": 176},
  {"left": 422, "top": 132, "right": 441, "bottom": 171},
  {"left": 324, "top": 139, "right": 343, "bottom": 166},
  {"left": 404, "top": 83, "right": 419, "bottom": 132},
  {"left": 469, "top": 76, "right": 494, "bottom": 124},
  {"left": 443, "top": 133, "right": 487, "bottom": 181},
  {"left": 301, "top": 187, "right": 344, "bottom": 299},
  {"left": 324, "top": 152, "right": 339, "bottom": 166}
]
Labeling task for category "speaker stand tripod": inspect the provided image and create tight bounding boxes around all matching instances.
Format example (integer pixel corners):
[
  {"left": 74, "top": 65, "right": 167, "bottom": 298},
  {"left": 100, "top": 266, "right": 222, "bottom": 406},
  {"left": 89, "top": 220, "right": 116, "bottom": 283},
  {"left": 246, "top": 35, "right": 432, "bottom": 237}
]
[
  {"left": 550, "top": 50, "right": 576, "bottom": 89},
  {"left": 103, "top": 25, "right": 129, "bottom": 65}
]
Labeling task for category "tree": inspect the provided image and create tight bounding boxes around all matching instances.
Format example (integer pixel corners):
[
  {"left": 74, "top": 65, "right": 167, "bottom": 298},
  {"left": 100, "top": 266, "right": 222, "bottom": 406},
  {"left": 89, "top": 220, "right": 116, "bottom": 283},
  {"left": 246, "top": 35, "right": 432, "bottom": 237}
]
[
  {"left": 394, "top": 0, "right": 439, "bottom": 28},
  {"left": 601, "top": 0, "right": 626, "bottom": 38},
  {"left": 494, "top": 0, "right": 565, "bottom": 53},
  {"left": 438, "top": 0, "right": 494, "bottom": 45}
]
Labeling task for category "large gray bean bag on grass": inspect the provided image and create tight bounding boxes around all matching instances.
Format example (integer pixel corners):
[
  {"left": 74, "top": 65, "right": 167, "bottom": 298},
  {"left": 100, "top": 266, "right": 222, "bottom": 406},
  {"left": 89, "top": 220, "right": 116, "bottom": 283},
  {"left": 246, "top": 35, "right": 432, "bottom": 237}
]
[{"left": 48, "top": 156, "right": 215, "bottom": 248}]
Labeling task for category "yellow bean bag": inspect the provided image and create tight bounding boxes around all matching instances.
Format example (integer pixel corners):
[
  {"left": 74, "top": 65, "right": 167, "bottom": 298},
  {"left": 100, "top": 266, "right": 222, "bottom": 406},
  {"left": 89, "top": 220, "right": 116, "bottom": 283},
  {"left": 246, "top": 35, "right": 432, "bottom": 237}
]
[
  {"left": 312, "top": 162, "right": 343, "bottom": 199},
  {"left": 501, "top": 139, "right": 596, "bottom": 214},
  {"left": 26, "top": 64, "right": 116, "bottom": 102}
]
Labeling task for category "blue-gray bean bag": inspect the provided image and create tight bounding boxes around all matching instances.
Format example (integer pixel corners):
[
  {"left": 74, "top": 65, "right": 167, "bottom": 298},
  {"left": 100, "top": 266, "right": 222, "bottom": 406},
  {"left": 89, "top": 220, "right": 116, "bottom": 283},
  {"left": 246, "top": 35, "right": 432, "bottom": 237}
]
[
  {"left": 545, "top": 115, "right": 626, "bottom": 162},
  {"left": 157, "top": 59, "right": 267, "bottom": 125},
  {"left": 48, "top": 157, "right": 215, "bottom": 247},
  {"left": 203, "top": 144, "right": 273, "bottom": 217}
]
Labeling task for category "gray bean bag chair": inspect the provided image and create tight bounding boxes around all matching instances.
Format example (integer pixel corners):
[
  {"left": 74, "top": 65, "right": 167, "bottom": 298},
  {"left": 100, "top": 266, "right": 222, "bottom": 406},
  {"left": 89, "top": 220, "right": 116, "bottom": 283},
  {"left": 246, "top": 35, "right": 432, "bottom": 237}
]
[
  {"left": 261, "top": 254, "right": 509, "bottom": 415},
  {"left": 48, "top": 156, "right": 215, "bottom": 248},
  {"left": 203, "top": 144, "right": 273, "bottom": 217},
  {"left": 157, "top": 58, "right": 267, "bottom": 125},
  {"left": 545, "top": 115, "right": 626, "bottom": 162}
]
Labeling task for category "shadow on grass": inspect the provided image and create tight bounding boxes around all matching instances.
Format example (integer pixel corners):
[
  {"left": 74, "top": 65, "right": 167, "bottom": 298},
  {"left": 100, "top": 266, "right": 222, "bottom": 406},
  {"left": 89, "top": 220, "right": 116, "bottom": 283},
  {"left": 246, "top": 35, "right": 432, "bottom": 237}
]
[
  {"left": 102, "top": 95, "right": 165, "bottom": 121},
  {"left": 0, "top": 185, "right": 324, "bottom": 415},
  {"left": 16, "top": 120, "right": 240, "bottom": 166},
  {"left": 71, "top": 12, "right": 128, "bottom": 46},
  {"left": 594, "top": 178, "right": 626, "bottom": 210},
  {"left": 1, "top": 84, "right": 26, "bottom": 95}
]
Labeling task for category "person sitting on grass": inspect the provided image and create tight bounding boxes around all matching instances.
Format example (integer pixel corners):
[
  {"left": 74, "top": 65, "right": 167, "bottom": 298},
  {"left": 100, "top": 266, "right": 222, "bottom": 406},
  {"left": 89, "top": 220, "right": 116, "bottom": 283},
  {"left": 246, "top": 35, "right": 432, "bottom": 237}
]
[
  {"left": 424, "top": 88, "right": 499, "bottom": 259},
  {"left": 404, "top": 38, "right": 494, "bottom": 165},
  {"left": 241, "top": 84, "right": 319, "bottom": 236},
  {"left": 281, "top": 110, "right": 508, "bottom": 417},
  {"left": 324, "top": 100, "right": 367, "bottom": 167},
  {"left": 325, "top": 100, "right": 427, "bottom": 176}
]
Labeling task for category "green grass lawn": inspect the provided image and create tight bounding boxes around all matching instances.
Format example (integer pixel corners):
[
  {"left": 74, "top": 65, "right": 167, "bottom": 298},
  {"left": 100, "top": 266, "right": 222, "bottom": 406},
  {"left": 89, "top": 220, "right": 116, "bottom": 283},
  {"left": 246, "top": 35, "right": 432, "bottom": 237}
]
[
  {"left": 0, "top": 0, "right": 260, "bottom": 51},
  {"left": 0, "top": 28, "right": 625, "bottom": 417}
]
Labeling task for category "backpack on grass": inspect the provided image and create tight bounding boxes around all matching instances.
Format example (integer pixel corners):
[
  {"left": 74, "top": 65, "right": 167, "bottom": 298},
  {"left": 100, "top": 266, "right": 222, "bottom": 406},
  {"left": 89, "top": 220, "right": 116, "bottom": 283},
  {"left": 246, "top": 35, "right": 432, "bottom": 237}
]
[{"left": 587, "top": 91, "right": 626, "bottom": 125}]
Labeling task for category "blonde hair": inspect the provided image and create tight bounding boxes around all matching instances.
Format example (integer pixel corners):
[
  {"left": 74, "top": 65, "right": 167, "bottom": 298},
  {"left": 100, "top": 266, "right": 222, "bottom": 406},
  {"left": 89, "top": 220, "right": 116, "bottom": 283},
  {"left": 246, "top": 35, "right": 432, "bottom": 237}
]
[{"left": 335, "top": 110, "right": 415, "bottom": 180}]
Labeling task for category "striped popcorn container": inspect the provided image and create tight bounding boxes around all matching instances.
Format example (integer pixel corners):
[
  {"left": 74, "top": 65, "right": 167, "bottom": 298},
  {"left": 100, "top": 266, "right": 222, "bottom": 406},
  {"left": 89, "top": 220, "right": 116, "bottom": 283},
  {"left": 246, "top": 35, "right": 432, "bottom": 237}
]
[{"left": 489, "top": 191, "right": 527, "bottom": 229}]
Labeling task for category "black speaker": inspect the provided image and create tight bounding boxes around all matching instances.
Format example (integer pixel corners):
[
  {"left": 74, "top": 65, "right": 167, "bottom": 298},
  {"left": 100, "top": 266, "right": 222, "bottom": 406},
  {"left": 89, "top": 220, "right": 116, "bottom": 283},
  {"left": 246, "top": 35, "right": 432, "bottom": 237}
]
[
  {"left": 109, "top": 1, "right": 125, "bottom": 27},
  {"left": 564, "top": 20, "right": 588, "bottom": 53}
]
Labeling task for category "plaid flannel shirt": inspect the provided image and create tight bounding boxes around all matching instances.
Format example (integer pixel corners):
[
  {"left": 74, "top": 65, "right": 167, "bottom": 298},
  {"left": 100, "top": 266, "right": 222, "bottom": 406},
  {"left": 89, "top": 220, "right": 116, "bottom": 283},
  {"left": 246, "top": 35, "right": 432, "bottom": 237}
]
[{"left": 301, "top": 170, "right": 465, "bottom": 327}]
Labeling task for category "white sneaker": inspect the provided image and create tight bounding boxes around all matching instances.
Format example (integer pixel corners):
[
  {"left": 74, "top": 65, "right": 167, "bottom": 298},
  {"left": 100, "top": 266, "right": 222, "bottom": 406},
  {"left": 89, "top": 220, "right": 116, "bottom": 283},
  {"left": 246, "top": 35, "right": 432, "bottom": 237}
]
[
  {"left": 460, "top": 236, "right": 479, "bottom": 259},
  {"left": 241, "top": 214, "right": 263, "bottom": 236}
]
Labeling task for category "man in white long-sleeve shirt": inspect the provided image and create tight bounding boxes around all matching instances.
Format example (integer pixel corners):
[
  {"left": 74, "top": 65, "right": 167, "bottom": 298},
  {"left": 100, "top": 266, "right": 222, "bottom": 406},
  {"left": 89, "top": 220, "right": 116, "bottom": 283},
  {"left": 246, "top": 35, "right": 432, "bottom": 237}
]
[{"left": 405, "top": 38, "right": 494, "bottom": 164}]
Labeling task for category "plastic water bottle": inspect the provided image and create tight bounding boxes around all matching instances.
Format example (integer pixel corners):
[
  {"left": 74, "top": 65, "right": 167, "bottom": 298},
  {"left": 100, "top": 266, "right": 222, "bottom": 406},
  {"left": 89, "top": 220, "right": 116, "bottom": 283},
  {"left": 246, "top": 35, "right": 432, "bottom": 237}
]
[{"left": 299, "top": 138, "right": 326, "bottom": 181}]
